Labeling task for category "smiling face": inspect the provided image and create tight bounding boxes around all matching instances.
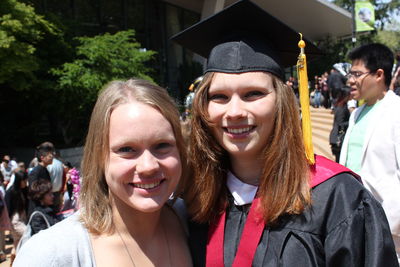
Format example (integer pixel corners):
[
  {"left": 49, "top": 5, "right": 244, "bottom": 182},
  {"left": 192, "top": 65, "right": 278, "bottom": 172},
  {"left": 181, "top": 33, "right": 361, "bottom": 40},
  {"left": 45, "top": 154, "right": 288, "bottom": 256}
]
[
  {"left": 105, "top": 101, "right": 181, "bottom": 213},
  {"left": 207, "top": 72, "right": 276, "bottom": 160}
]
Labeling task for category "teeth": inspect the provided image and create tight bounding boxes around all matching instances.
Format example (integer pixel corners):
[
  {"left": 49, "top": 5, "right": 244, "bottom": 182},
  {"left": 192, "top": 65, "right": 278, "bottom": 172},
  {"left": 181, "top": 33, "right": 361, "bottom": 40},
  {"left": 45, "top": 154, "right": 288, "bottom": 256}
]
[
  {"left": 227, "top": 127, "right": 251, "bottom": 134},
  {"left": 134, "top": 181, "right": 161, "bottom": 189}
]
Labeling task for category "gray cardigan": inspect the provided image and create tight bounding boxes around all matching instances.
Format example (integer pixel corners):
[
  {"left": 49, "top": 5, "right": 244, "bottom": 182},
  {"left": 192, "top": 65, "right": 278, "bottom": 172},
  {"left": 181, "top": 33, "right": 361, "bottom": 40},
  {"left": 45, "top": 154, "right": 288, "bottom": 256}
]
[
  {"left": 13, "top": 212, "right": 96, "bottom": 267},
  {"left": 13, "top": 199, "right": 188, "bottom": 267}
]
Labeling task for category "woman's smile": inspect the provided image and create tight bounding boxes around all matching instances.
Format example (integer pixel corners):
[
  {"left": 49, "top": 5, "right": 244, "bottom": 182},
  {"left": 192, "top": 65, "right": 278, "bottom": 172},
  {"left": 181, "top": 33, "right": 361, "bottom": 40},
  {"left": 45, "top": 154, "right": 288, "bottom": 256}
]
[{"left": 207, "top": 72, "right": 276, "bottom": 159}]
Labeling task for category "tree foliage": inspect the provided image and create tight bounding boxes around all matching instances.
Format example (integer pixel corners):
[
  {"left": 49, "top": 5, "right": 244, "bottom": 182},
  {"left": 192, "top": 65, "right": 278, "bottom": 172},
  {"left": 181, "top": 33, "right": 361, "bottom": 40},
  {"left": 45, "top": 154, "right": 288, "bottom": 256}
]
[
  {"left": 50, "top": 30, "right": 155, "bottom": 144},
  {"left": 52, "top": 30, "right": 155, "bottom": 99},
  {"left": 0, "top": 0, "right": 59, "bottom": 90},
  {"left": 374, "top": 30, "right": 400, "bottom": 51}
]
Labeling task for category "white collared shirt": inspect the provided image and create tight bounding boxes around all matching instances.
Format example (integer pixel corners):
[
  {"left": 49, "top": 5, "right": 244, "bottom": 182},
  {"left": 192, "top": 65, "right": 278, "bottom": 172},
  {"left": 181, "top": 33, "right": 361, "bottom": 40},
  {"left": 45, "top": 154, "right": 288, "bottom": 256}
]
[{"left": 226, "top": 171, "right": 258, "bottom": 206}]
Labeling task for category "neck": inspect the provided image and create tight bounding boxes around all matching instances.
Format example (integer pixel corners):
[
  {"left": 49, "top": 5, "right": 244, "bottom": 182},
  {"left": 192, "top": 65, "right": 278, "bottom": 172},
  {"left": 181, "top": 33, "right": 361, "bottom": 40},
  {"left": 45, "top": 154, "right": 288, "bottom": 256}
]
[
  {"left": 111, "top": 195, "right": 162, "bottom": 246},
  {"left": 230, "top": 155, "right": 262, "bottom": 186},
  {"left": 365, "top": 86, "right": 386, "bottom": 106}
]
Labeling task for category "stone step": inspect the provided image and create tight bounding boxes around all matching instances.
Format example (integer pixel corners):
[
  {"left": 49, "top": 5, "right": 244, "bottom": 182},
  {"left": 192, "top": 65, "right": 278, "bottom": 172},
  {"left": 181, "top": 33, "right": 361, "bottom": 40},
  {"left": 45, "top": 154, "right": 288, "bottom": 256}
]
[
  {"left": 313, "top": 141, "right": 334, "bottom": 160},
  {"left": 310, "top": 111, "right": 334, "bottom": 120},
  {"left": 311, "top": 122, "right": 332, "bottom": 135},
  {"left": 309, "top": 106, "right": 334, "bottom": 160},
  {"left": 311, "top": 117, "right": 333, "bottom": 128}
]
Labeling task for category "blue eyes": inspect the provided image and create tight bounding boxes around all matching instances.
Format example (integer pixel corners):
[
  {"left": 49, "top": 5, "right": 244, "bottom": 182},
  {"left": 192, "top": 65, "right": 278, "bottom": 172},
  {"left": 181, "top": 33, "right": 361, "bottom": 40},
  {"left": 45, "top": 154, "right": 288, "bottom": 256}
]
[
  {"left": 118, "top": 147, "right": 134, "bottom": 153},
  {"left": 115, "top": 143, "right": 173, "bottom": 156}
]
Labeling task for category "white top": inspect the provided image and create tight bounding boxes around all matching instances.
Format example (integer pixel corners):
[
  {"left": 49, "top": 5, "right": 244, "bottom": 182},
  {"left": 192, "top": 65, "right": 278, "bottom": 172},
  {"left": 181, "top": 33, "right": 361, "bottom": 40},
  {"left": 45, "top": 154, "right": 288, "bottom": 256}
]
[
  {"left": 13, "top": 212, "right": 96, "bottom": 267},
  {"left": 47, "top": 158, "right": 64, "bottom": 192},
  {"left": 347, "top": 99, "right": 357, "bottom": 110},
  {"left": 226, "top": 171, "right": 257, "bottom": 206},
  {"left": 13, "top": 199, "right": 188, "bottom": 267},
  {"left": 340, "top": 90, "right": 400, "bottom": 261}
]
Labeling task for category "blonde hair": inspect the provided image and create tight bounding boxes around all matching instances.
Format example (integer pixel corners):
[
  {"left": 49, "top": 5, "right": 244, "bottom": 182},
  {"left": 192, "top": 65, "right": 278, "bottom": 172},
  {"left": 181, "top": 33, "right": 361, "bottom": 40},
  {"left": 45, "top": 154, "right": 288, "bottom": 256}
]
[
  {"left": 184, "top": 72, "right": 311, "bottom": 223},
  {"left": 79, "top": 79, "right": 187, "bottom": 234}
]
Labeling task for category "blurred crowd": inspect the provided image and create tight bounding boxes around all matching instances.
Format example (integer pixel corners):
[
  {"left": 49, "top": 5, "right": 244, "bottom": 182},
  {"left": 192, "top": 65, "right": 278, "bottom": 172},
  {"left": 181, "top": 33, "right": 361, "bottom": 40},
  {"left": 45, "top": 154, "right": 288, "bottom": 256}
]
[{"left": 0, "top": 142, "right": 80, "bottom": 264}]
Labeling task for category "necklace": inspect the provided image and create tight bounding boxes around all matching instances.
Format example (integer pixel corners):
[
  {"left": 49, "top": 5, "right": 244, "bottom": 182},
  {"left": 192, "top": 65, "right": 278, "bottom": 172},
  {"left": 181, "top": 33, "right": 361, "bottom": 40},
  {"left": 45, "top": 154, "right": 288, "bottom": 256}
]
[
  {"left": 162, "top": 222, "right": 172, "bottom": 267},
  {"left": 116, "top": 227, "right": 136, "bottom": 267},
  {"left": 115, "top": 223, "right": 172, "bottom": 267}
]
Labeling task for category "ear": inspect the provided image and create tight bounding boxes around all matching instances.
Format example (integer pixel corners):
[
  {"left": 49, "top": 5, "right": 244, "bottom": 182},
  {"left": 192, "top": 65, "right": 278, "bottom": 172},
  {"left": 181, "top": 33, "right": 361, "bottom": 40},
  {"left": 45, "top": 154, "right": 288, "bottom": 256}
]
[{"left": 375, "top": 69, "right": 385, "bottom": 83}]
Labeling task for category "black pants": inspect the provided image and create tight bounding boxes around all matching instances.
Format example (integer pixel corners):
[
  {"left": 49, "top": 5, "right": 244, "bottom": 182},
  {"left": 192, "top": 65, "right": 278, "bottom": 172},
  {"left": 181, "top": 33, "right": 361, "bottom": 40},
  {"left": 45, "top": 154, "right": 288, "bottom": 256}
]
[{"left": 331, "top": 144, "right": 341, "bottom": 163}]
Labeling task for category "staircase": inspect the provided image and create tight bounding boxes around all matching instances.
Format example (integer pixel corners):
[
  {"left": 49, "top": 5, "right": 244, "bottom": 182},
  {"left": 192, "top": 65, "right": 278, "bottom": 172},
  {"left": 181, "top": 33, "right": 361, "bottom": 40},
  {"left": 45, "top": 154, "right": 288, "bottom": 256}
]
[{"left": 310, "top": 107, "right": 335, "bottom": 160}]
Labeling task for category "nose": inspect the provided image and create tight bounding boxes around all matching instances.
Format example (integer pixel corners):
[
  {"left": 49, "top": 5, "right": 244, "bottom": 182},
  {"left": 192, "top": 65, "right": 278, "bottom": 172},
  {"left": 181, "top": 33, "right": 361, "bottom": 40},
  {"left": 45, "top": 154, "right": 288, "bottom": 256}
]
[
  {"left": 347, "top": 75, "right": 356, "bottom": 84},
  {"left": 226, "top": 95, "right": 246, "bottom": 120},
  {"left": 135, "top": 150, "right": 160, "bottom": 176}
]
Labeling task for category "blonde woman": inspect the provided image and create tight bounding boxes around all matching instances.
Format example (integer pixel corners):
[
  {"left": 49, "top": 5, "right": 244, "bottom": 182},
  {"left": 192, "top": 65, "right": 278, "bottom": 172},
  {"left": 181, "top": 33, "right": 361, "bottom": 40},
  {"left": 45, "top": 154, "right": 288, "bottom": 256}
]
[{"left": 14, "top": 79, "right": 192, "bottom": 266}]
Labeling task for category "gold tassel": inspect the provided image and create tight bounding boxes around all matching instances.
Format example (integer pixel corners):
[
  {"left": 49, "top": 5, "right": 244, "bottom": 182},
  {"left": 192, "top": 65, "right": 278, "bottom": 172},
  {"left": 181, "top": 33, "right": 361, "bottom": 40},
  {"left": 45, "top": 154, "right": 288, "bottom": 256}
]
[{"left": 297, "top": 33, "right": 315, "bottom": 165}]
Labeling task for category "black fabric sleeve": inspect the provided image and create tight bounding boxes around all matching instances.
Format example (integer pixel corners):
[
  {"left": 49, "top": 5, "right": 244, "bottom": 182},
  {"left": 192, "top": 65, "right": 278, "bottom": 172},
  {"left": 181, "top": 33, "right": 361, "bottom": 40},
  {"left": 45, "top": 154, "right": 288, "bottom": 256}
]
[
  {"left": 324, "top": 197, "right": 399, "bottom": 267},
  {"left": 4, "top": 190, "right": 13, "bottom": 217},
  {"left": 30, "top": 213, "right": 49, "bottom": 236}
]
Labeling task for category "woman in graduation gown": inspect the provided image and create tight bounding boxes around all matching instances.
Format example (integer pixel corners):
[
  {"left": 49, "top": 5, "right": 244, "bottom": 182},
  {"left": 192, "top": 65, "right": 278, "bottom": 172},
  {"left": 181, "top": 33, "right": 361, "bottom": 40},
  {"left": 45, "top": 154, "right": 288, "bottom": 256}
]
[{"left": 172, "top": 0, "right": 399, "bottom": 266}]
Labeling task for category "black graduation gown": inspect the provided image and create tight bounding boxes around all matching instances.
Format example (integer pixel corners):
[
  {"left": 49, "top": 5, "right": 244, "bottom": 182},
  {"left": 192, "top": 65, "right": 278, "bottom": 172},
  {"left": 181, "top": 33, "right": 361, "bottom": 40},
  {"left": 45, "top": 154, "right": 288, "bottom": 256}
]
[{"left": 188, "top": 173, "right": 399, "bottom": 267}]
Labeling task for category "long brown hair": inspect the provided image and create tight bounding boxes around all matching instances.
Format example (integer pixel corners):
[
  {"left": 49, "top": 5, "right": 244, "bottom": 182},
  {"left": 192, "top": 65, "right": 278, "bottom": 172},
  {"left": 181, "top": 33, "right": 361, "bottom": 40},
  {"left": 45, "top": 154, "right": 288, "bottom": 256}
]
[
  {"left": 184, "top": 72, "right": 311, "bottom": 224},
  {"left": 80, "top": 79, "right": 188, "bottom": 234}
]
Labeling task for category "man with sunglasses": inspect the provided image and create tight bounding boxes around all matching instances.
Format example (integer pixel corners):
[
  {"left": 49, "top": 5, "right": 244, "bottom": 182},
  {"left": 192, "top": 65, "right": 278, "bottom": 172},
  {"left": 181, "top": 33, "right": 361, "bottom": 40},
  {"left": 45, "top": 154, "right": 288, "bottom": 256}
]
[{"left": 340, "top": 43, "right": 400, "bottom": 262}]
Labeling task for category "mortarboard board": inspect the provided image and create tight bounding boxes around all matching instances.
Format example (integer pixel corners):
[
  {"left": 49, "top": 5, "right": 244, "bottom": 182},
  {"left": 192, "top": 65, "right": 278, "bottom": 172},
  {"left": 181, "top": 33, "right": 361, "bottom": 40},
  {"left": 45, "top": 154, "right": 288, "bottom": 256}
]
[{"left": 171, "top": 0, "right": 321, "bottom": 81}]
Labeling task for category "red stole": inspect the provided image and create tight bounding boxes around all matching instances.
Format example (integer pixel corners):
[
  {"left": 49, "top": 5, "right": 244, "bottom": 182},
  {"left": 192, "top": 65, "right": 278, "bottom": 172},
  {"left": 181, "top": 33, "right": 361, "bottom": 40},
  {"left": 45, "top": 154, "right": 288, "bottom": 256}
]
[{"left": 206, "top": 155, "right": 358, "bottom": 267}]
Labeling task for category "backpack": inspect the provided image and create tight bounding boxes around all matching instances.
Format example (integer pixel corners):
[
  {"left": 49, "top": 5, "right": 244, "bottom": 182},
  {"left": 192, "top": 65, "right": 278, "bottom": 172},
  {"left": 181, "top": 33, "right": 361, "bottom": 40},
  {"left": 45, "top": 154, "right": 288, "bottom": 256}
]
[{"left": 16, "top": 211, "right": 50, "bottom": 253}]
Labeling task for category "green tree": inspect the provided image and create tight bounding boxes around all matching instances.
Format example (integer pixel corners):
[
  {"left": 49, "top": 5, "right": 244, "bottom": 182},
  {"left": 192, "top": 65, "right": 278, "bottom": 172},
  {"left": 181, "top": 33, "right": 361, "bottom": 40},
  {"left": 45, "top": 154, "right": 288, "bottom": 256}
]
[
  {"left": 0, "top": 0, "right": 59, "bottom": 90},
  {"left": 51, "top": 30, "right": 155, "bottom": 144},
  {"left": 374, "top": 30, "right": 400, "bottom": 51}
]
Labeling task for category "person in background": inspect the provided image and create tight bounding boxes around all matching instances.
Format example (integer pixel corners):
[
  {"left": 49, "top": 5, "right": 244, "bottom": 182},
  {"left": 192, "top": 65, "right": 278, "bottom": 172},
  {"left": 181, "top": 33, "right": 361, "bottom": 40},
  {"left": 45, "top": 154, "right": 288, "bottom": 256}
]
[
  {"left": 172, "top": 1, "right": 398, "bottom": 266},
  {"left": 313, "top": 82, "right": 322, "bottom": 108},
  {"left": 46, "top": 149, "right": 64, "bottom": 212},
  {"left": 28, "top": 179, "right": 59, "bottom": 236},
  {"left": 28, "top": 143, "right": 54, "bottom": 185},
  {"left": 6, "top": 161, "right": 27, "bottom": 191},
  {"left": 0, "top": 156, "right": 14, "bottom": 186},
  {"left": 28, "top": 142, "right": 54, "bottom": 215},
  {"left": 60, "top": 162, "right": 80, "bottom": 212},
  {"left": 5, "top": 170, "right": 28, "bottom": 263},
  {"left": 340, "top": 43, "right": 400, "bottom": 262},
  {"left": 390, "top": 66, "right": 400, "bottom": 95},
  {"left": 0, "top": 170, "right": 10, "bottom": 263},
  {"left": 329, "top": 86, "right": 351, "bottom": 162},
  {"left": 327, "top": 67, "right": 346, "bottom": 109},
  {"left": 14, "top": 79, "right": 192, "bottom": 266},
  {"left": 320, "top": 72, "right": 330, "bottom": 108}
]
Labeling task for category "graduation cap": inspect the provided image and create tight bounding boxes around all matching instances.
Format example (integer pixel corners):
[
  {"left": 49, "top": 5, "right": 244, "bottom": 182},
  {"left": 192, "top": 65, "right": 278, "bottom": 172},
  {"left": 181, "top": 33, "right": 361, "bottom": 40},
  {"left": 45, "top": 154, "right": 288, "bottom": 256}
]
[{"left": 171, "top": 0, "right": 321, "bottom": 81}]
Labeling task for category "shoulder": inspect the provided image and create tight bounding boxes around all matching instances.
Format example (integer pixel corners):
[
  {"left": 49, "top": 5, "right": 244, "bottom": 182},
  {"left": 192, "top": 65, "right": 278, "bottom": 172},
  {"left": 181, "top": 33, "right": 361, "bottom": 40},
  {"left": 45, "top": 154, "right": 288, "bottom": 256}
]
[
  {"left": 167, "top": 198, "right": 188, "bottom": 236},
  {"left": 310, "top": 173, "right": 380, "bottom": 230},
  {"left": 14, "top": 213, "right": 93, "bottom": 266}
]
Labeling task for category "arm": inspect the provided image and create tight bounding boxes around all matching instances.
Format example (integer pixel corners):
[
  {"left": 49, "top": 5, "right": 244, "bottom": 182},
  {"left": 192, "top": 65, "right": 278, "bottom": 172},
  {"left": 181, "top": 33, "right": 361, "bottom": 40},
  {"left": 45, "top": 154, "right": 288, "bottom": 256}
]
[
  {"left": 324, "top": 196, "right": 398, "bottom": 267},
  {"left": 390, "top": 67, "right": 400, "bottom": 91},
  {"left": 30, "top": 212, "right": 50, "bottom": 235}
]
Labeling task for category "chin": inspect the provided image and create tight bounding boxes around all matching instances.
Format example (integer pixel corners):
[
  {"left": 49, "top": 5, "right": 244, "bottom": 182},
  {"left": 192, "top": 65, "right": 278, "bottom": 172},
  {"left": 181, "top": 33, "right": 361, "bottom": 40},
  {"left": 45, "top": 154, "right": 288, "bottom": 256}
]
[{"left": 128, "top": 197, "right": 170, "bottom": 213}]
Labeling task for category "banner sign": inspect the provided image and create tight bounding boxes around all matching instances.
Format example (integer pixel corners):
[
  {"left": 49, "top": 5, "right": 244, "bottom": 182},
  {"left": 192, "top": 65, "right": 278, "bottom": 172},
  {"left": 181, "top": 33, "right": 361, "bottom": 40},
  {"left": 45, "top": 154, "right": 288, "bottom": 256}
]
[{"left": 355, "top": 0, "right": 375, "bottom": 32}]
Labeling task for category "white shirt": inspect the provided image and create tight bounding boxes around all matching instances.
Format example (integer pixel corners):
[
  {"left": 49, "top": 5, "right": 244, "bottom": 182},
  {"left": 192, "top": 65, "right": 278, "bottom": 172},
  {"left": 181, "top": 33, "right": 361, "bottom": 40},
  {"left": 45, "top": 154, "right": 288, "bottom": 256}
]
[{"left": 226, "top": 171, "right": 257, "bottom": 206}]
